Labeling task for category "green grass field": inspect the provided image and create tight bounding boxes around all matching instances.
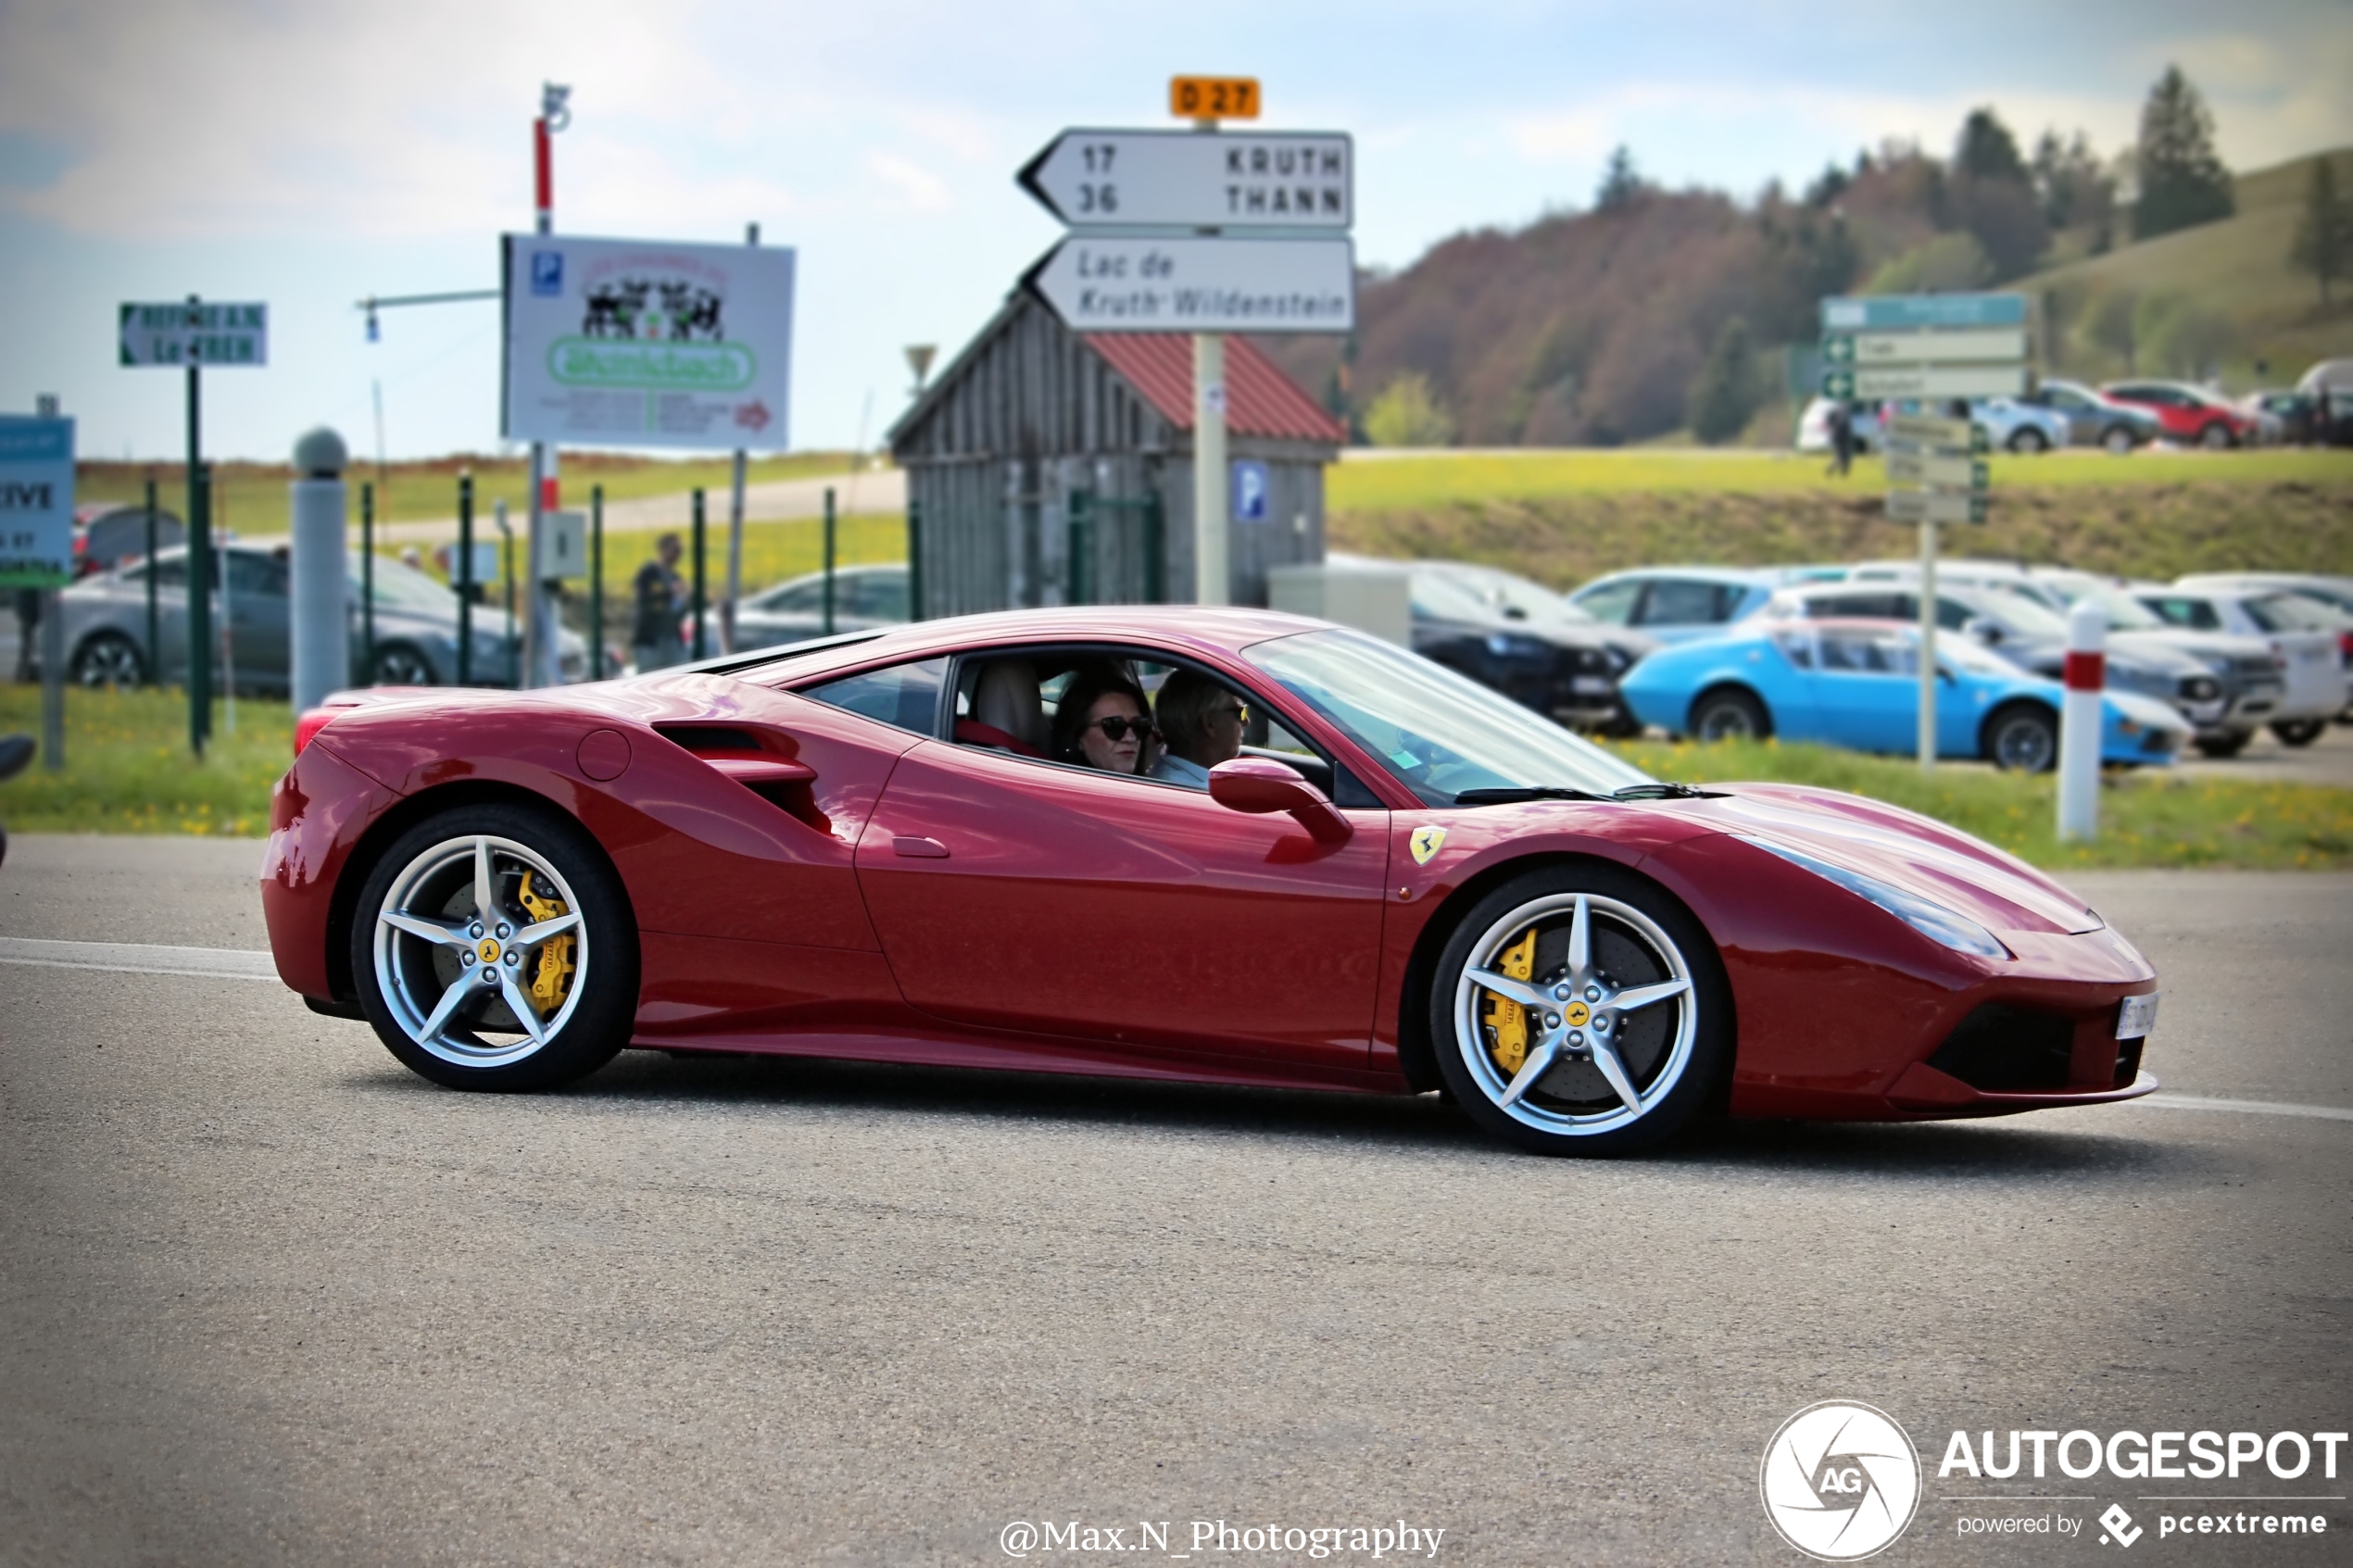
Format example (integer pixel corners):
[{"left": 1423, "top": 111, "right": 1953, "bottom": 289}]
[{"left": 6, "top": 686, "right": 2348, "bottom": 871}]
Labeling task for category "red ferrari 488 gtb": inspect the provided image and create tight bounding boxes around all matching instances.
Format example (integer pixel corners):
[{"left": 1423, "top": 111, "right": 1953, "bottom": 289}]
[{"left": 263, "top": 607, "right": 2158, "bottom": 1155}]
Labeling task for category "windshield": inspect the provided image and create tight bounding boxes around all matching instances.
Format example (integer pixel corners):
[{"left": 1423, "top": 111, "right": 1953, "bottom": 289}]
[
  {"left": 1407, "top": 571, "right": 1504, "bottom": 622},
  {"left": 2245, "top": 593, "right": 2351, "bottom": 633},
  {"left": 1447, "top": 566, "right": 1595, "bottom": 624},
  {"left": 1246, "top": 628, "right": 1653, "bottom": 806},
  {"left": 1960, "top": 589, "right": 2069, "bottom": 638},
  {"left": 357, "top": 556, "right": 461, "bottom": 614},
  {"left": 2042, "top": 579, "right": 2167, "bottom": 631}
]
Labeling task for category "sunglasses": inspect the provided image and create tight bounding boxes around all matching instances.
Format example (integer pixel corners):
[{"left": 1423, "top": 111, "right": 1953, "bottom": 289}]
[
  {"left": 1211, "top": 703, "right": 1251, "bottom": 725},
  {"left": 1086, "top": 715, "right": 1157, "bottom": 743}
]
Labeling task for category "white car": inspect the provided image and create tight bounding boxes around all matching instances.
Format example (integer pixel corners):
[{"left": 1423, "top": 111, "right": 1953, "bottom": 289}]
[
  {"left": 2133, "top": 583, "right": 2350, "bottom": 745},
  {"left": 1795, "top": 396, "right": 2069, "bottom": 456}
]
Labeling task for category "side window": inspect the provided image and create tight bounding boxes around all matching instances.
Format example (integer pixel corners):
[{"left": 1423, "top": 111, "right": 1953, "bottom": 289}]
[
  {"left": 1818, "top": 629, "right": 1907, "bottom": 673},
  {"left": 1635, "top": 579, "right": 1722, "bottom": 626},
  {"left": 801, "top": 656, "right": 946, "bottom": 734},
  {"left": 849, "top": 571, "right": 909, "bottom": 621},
  {"left": 761, "top": 581, "right": 824, "bottom": 616},
  {"left": 2146, "top": 597, "right": 2221, "bottom": 632},
  {"left": 1935, "top": 597, "right": 1975, "bottom": 632},
  {"left": 227, "top": 552, "right": 288, "bottom": 598},
  {"left": 1771, "top": 629, "right": 1815, "bottom": 669},
  {"left": 1572, "top": 579, "right": 1642, "bottom": 625}
]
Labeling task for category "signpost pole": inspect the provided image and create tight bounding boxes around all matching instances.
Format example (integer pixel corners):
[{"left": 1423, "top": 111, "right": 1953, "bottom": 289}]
[
  {"left": 456, "top": 472, "right": 473, "bottom": 686},
  {"left": 360, "top": 480, "right": 375, "bottom": 684},
  {"left": 906, "top": 497, "right": 923, "bottom": 622},
  {"left": 722, "top": 220, "right": 759, "bottom": 657},
  {"left": 1918, "top": 520, "right": 1938, "bottom": 772},
  {"left": 589, "top": 484, "right": 605, "bottom": 679},
  {"left": 1194, "top": 332, "right": 1227, "bottom": 606},
  {"left": 143, "top": 479, "right": 158, "bottom": 687},
  {"left": 690, "top": 488, "right": 707, "bottom": 660},
  {"left": 497, "top": 498, "right": 516, "bottom": 683},
  {"left": 821, "top": 486, "right": 837, "bottom": 635},
  {"left": 40, "top": 583, "right": 62, "bottom": 771},
  {"left": 184, "top": 300, "right": 208, "bottom": 756}
]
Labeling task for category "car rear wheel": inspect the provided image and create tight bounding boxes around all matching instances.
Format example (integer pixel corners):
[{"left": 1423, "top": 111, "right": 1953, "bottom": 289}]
[
  {"left": 2194, "top": 729, "right": 2253, "bottom": 759},
  {"left": 70, "top": 633, "right": 145, "bottom": 688},
  {"left": 2102, "top": 425, "right": 2135, "bottom": 455},
  {"left": 2007, "top": 428, "right": 2048, "bottom": 454},
  {"left": 371, "top": 641, "right": 436, "bottom": 685},
  {"left": 352, "top": 801, "right": 637, "bottom": 1091},
  {"left": 1432, "top": 864, "right": 1730, "bottom": 1156},
  {"left": 2271, "top": 718, "right": 2327, "bottom": 747},
  {"left": 1691, "top": 686, "right": 1770, "bottom": 742},
  {"left": 2198, "top": 422, "right": 2234, "bottom": 449},
  {"left": 1983, "top": 702, "right": 2058, "bottom": 772}
]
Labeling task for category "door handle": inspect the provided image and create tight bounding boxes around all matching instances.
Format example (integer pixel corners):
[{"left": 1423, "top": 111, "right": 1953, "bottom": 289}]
[{"left": 892, "top": 835, "right": 950, "bottom": 859}]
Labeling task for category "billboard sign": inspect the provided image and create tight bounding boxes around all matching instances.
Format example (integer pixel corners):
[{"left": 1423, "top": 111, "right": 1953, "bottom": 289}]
[
  {"left": 501, "top": 234, "right": 795, "bottom": 451},
  {"left": 0, "top": 416, "right": 75, "bottom": 588}
]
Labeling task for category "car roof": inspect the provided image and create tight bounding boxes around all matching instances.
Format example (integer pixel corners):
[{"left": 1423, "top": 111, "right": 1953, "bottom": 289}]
[
  {"left": 1579, "top": 565, "right": 1781, "bottom": 588},
  {"left": 724, "top": 604, "right": 1336, "bottom": 676}
]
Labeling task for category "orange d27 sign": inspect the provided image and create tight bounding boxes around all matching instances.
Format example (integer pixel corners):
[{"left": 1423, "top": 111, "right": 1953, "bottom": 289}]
[{"left": 1170, "top": 76, "right": 1259, "bottom": 120}]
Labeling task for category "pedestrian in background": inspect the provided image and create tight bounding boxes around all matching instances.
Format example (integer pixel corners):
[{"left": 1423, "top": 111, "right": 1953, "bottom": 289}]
[
  {"left": 1826, "top": 402, "right": 1856, "bottom": 478},
  {"left": 12, "top": 589, "right": 41, "bottom": 683},
  {"left": 632, "top": 533, "right": 687, "bottom": 673}
]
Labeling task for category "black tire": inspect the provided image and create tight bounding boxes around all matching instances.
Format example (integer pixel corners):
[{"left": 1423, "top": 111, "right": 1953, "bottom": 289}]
[
  {"left": 1431, "top": 862, "right": 1732, "bottom": 1156},
  {"left": 2198, "top": 422, "right": 2234, "bottom": 450},
  {"left": 2194, "top": 730, "right": 2252, "bottom": 759},
  {"left": 1690, "top": 685, "right": 1771, "bottom": 742},
  {"left": 2007, "top": 427, "right": 2048, "bottom": 454},
  {"left": 2271, "top": 718, "right": 2327, "bottom": 747},
  {"left": 371, "top": 642, "right": 437, "bottom": 685},
  {"left": 2102, "top": 425, "right": 2135, "bottom": 456},
  {"left": 1982, "top": 701, "right": 2059, "bottom": 772},
  {"left": 351, "top": 800, "right": 637, "bottom": 1091},
  {"left": 70, "top": 632, "right": 146, "bottom": 688}
]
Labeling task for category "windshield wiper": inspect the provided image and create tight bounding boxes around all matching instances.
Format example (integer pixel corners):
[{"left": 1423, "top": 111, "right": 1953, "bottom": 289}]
[
  {"left": 1452, "top": 785, "right": 1612, "bottom": 805},
  {"left": 1609, "top": 783, "right": 1728, "bottom": 800}
]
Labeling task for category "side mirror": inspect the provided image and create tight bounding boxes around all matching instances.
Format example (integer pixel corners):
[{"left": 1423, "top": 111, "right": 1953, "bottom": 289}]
[
  {"left": 1964, "top": 617, "right": 2003, "bottom": 644},
  {"left": 1209, "top": 758, "right": 1353, "bottom": 845}
]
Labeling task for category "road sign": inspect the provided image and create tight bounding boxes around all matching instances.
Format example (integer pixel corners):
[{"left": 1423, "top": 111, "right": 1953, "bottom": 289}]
[
  {"left": 1232, "top": 459, "right": 1270, "bottom": 521},
  {"left": 1820, "top": 294, "right": 2027, "bottom": 332},
  {"left": 1827, "top": 328, "right": 2029, "bottom": 366},
  {"left": 0, "top": 416, "right": 73, "bottom": 588},
  {"left": 1885, "top": 451, "right": 1988, "bottom": 489},
  {"left": 1023, "top": 235, "right": 1354, "bottom": 333},
  {"left": 1885, "top": 488, "right": 1987, "bottom": 525},
  {"left": 1171, "top": 76, "right": 1259, "bottom": 119},
  {"left": 1018, "top": 129, "right": 1353, "bottom": 231},
  {"left": 118, "top": 302, "right": 268, "bottom": 367},
  {"left": 1823, "top": 365, "right": 2025, "bottom": 401},
  {"left": 1882, "top": 412, "right": 1975, "bottom": 450},
  {"left": 501, "top": 233, "right": 796, "bottom": 451}
]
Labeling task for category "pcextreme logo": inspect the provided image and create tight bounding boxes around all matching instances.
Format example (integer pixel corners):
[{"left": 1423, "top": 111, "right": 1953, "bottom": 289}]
[{"left": 1761, "top": 1400, "right": 1923, "bottom": 1562}]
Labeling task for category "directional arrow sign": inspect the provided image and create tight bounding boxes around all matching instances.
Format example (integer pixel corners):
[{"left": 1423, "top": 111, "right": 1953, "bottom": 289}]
[
  {"left": 1019, "top": 129, "right": 1353, "bottom": 231},
  {"left": 1821, "top": 293, "right": 2027, "bottom": 332},
  {"left": 1023, "top": 235, "right": 1354, "bottom": 333},
  {"left": 1823, "top": 365, "right": 2025, "bottom": 401},
  {"left": 120, "top": 301, "right": 269, "bottom": 367},
  {"left": 1885, "top": 451, "right": 1989, "bottom": 489},
  {"left": 1883, "top": 412, "right": 1977, "bottom": 450},
  {"left": 1885, "top": 488, "right": 1987, "bottom": 525},
  {"left": 1842, "top": 327, "right": 2028, "bottom": 365}
]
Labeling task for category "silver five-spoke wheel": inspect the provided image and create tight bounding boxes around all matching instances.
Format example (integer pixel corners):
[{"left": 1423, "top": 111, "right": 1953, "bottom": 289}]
[{"left": 373, "top": 834, "right": 588, "bottom": 1069}]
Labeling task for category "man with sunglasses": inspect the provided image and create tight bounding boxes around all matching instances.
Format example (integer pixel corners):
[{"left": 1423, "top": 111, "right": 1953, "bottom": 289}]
[{"left": 1150, "top": 667, "right": 1250, "bottom": 789}]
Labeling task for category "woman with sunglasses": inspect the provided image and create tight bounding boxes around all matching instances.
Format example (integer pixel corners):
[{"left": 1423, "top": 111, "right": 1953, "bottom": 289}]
[
  {"left": 1149, "top": 667, "right": 1249, "bottom": 789},
  {"left": 1050, "top": 663, "right": 1157, "bottom": 775}
]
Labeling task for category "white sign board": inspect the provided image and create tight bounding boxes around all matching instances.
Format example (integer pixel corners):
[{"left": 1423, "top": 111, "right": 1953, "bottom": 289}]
[
  {"left": 1019, "top": 129, "right": 1353, "bottom": 230},
  {"left": 1885, "top": 451, "right": 1987, "bottom": 489},
  {"left": 1025, "top": 235, "right": 1354, "bottom": 333},
  {"left": 501, "top": 234, "right": 795, "bottom": 451},
  {"left": 1886, "top": 488, "right": 1987, "bottom": 525},
  {"left": 1841, "top": 365, "right": 2026, "bottom": 401},
  {"left": 1882, "top": 412, "right": 1975, "bottom": 450},
  {"left": 1846, "top": 328, "right": 2027, "bottom": 366},
  {"left": 119, "top": 302, "right": 268, "bottom": 367},
  {"left": 0, "top": 416, "right": 75, "bottom": 587}
]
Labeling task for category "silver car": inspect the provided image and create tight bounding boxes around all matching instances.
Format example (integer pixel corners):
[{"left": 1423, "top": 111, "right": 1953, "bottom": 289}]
[{"left": 53, "top": 541, "right": 583, "bottom": 692}]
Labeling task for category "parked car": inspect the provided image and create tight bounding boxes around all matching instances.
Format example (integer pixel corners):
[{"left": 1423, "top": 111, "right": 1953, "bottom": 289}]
[
  {"left": 1765, "top": 577, "right": 2229, "bottom": 735},
  {"left": 1619, "top": 617, "right": 2190, "bottom": 770},
  {"left": 2100, "top": 381, "right": 2259, "bottom": 448},
  {"left": 51, "top": 542, "right": 583, "bottom": 692},
  {"left": 2173, "top": 571, "right": 2353, "bottom": 621},
  {"left": 1567, "top": 567, "right": 1791, "bottom": 644},
  {"left": 2133, "top": 583, "right": 2349, "bottom": 745},
  {"left": 1332, "top": 555, "right": 1654, "bottom": 733},
  {"left": 1794, "top": 397, "right": 2068, "bottom": 455},
  {"left": 72, "top": 503, "right": 185, "bottom": 578},
  {"left": 2237, "top": 390, "right": 2315, "bottom": 445},
  {"left": 2018, "top": 380, "right": 2161, "bottom": 453},
  {"left": 271, "top": 604, "right": 2165, "bottom": 1151},
  {"left": 691, "top": 563, "right": 910, "bottom": 653}
]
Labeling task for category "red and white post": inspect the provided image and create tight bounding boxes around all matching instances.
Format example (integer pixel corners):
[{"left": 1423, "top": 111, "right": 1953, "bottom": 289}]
[
  {"left": 525, "top": 84, "right": 569, "bottom": 686},
  {"left": 2057, "top": 600, "right": 2105, "bottom": 841}
]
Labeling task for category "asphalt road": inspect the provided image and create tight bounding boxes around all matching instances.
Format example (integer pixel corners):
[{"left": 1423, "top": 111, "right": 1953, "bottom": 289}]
[{"left": 2, "top": 836, "right": 2347, "bottom": 1566}]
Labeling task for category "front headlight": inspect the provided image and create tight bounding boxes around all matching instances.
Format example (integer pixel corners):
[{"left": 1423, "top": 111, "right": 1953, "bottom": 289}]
[{"left": 1736, "top": 834, "right": 2011, "bottom": 960}]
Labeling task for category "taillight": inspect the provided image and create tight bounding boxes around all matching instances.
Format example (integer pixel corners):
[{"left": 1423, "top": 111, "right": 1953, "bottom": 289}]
[
  {"left": 294, "top": 709, "right": 341, "bottom": 755},
  {"left": 2338, "top": 631, "right": 2353, "bottom": 662}
]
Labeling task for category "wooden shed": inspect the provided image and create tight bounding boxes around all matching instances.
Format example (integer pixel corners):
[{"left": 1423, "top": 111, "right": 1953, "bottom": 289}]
[{"left": 887, "top": 294, "right": 1346, "bottom": 618}]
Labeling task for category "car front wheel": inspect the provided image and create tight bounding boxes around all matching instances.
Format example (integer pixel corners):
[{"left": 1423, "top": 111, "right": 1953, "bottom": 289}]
[
  {"left": 1432, "top": 865, "right": 1730, "bottom": 1156},
  {"left": 1691, "top": 686, "right": 1770, "bottom": 741},
  {"left": 2102, "top": 426, "right": 2135, "bottom": 455},
  {"left": 2198, "top": 422, "right": 2234, "bottom": 449},
  {"left": 2271, "top": 718, "right": 2327, "bottom": 747},
  {"left": 352, "top": 801, "right": 638, "bottom": 1091},
  {"left": 1984, "top": 702, "right": 2058, "bottom": 771},
  {"left": 2194, "top": 729, "right": 2252, "bottom": 759},
  {"left": 71, "top": 633, "right": 146, "bottom": 688},
  {"left": 2007, "top": 428, "right": 2049, "bottom": 454}
]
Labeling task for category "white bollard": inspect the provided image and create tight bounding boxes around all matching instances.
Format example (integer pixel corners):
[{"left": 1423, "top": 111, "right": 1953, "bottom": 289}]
[
  {"left": 289, "top": 427, "right": 349, "bottom": 712},
  {"left": 2057, "top": 599, "right": 2105, "bottom": 841}
]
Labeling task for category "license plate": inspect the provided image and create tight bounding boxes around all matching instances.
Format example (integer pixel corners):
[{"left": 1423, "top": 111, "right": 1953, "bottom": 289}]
[
  {"left": 2117, "top": 993, "right": 2159, "bottom": 1040},
  {"left": 1571, "top": 676, "right": 1616, "bottom": 695}
]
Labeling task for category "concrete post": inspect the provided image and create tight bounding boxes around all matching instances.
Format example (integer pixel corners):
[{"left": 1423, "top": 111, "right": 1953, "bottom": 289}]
[
  {"left": 288, "top": 427, "right": 349, "bottom": 713},
  {"left": 1193, "top": 332, "right": 1228, "bottom": 605},
  {"left": 2057, "top": 601, "right": 2105, "bottom": 841}
]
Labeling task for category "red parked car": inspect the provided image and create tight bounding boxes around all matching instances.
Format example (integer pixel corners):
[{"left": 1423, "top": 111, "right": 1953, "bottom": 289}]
[
  {"left": 264, "top": 607, "right": 2160, "bottom": 1156},
  {"left": 2100, "top": 380, "right": 2259, "bottom": 448}
]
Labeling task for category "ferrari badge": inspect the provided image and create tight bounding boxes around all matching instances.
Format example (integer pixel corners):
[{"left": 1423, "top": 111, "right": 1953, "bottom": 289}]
[{"left": 1409, "top": 825, "right": 1447, "bottom": 866}]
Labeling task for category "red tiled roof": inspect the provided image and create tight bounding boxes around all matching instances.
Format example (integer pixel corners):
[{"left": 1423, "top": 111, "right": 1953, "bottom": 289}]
[{"left": 1083, "top": 333, "right": 1348, "bottom": 445}]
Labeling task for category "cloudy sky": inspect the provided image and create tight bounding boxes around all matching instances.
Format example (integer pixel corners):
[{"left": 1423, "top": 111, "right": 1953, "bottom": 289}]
[{"left": 3, "top": 0, "right": 2346, "bottom": 462}]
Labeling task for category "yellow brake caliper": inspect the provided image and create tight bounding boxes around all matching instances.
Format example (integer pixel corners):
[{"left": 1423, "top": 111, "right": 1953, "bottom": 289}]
[
  {"left": 518, "top": 872, "right": 575, "bottom": 1017},
  {"left": 1480, "top": 928, "right": 1540, "bottom": 1075}
]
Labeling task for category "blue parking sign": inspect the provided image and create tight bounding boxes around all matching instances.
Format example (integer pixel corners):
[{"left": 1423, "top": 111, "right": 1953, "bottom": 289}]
[
  {"left": 0, "top": 416, "right": 74, "bottom": 588},
  {"left": 531, "top": 251, "right": 564, "bottom": 297},
  {"left": 1231, "top": 458, "right": 1269, "bottom": 523}
]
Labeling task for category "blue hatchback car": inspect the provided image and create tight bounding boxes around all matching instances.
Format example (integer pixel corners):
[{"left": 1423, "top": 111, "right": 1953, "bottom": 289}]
[{"left": 1619, "top": 619, "right": 2191, "bottom": 771}]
